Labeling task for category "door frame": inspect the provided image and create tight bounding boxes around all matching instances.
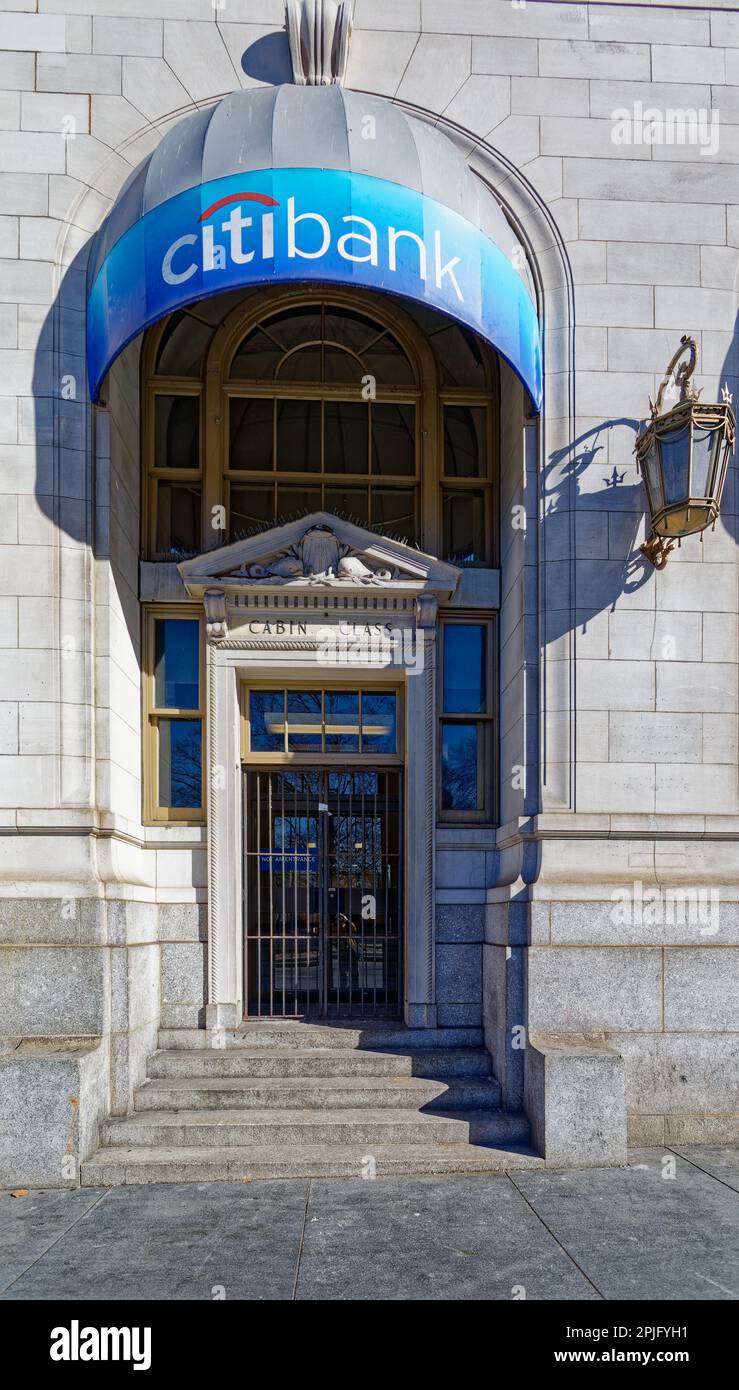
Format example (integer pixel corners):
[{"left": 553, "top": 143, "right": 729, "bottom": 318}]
[{"left": 200, "top": 594, "right": 440, "bottom": 1033}]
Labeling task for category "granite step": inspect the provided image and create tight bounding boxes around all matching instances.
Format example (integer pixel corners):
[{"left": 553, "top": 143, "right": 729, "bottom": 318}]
[
  {"left": 148, "top": 1047, "right": 493, "bottom": 1081},
  {"left": 157, "top": 1023, "right": 484, "bottom": 1052},
  {"left": 134, "top": 1073, "right": 502, "bottom": 1112},
  {"left": 82, "top": 1141, "right": 544, "bottom": 1184},
  {"left": 101, "top": 1107, "right": 531, "bottom": 1149}
]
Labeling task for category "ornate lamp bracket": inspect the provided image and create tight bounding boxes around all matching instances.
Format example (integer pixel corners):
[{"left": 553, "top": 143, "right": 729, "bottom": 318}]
[{"left": 650, "top": 334, "right": 700, "bottom": 417}]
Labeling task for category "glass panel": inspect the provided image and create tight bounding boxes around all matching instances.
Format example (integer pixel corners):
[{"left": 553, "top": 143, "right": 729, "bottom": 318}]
[
  {"left": 441, "top": 721, "right": 480, "bottom": 811},
  {"left": 642, "top": 441, "right": 664, "bottom": 512},
  {"left": 443, "top": 625, "right": 486, "bottom": 713},
  {"left": 229, "top": 328, "right": 284, "bottom": 380},
  {"left": 154, "top": 395, "right": 199, "bottom": 470},
  {"left": 159, "top": 718, "right": 202, "bottom": 809},
  {"left": 276, "top": 398, "right": 321, "bottom": 471},
  {"left": 691, "top": 425, "right": 718, "bottom": 499},
  {"left": 277, "top": 343, "right": 323, "bottom": 382},
  {"left": 155, "top": 481, "right": 200, "bottom": 555},
  {"left": 156, "top": 312, "right": 212, "bottom": 376},
  {"left": 154, "top": 618, "right": 199, "bottom": 709},
  {"left": 323, "top": 308, "right": 377, "bottom": 354},
  {"left": 371, "top": 403, "right": 415, "bottom": 475},
  {"left": 371, "top": 487, "right": 418, "bottom": 544},
  {"left": 362, "top": 332, "right": 415, "bottom": 386},
  {"left": 444, "top": 405, "right": 486, "bottom": 477},
  {"left": 324, "top": 401, "right": 369, "bottom": 473},
  {"left": 431, "top": 324, "right": 486, "bottom": 387},
  {"left": 250, "top": 690, "right": 284, "bottom": 752},
  {"left": 229, "top": 483, "right": 274, "bottom": 538},
  {"left": 229, "top": 398, "right": 273, "bottom": 471},
  {"left": 442, "top": 488, "right": 486, "bottom": 565},
  {"left": 324, "top": 486, "right": 369, "bottom": 525},
  {"left": 361, "top": 691, "right": 396, "bottom": 753},
  {"left": 658, "top": 424, "right": 690, "bottom": 504},
  {"left": 277, "top": 484, "right": 322, "bottom": 518},
  {"left": 325, "top": 690, "right": 360, "bottom": 751},
  {"left": 323, "top": 344, "right": 363, "bottom": 384},
  {"left": 266, "top": 306, "right": 322, "bottom": 350},
  {"left": 287, "top": 690, "right": 322, "bottom": 751}
]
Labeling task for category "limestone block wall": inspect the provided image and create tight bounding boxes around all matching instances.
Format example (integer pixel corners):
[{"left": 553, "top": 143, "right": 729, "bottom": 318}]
[{"left": 0, "top": 0, "right": 735, "bottom": 1172}]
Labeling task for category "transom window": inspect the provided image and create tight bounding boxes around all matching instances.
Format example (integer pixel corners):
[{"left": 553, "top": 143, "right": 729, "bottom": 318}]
[
  {"left": 143, "top": 289, "right": 498, "bottom": 567},
  {"left": 244, "top": 688, "right": 400, "bottom": 760}
]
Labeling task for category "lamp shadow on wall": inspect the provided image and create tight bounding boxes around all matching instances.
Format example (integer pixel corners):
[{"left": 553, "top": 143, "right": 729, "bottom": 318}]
[
  {"left": 540, "top": 317, "right": 738, "bottom": 648},
  {"left": 541, "top": 417, "right": 650, "bottom": 648},
  {"left": 241, "top": 32, "right": 293, "bottom": 85}
]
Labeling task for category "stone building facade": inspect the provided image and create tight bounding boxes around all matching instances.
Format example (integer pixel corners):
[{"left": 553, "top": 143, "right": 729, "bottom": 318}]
[{"left": 0, "top": 0, "right": 737, "bottom": 1186}]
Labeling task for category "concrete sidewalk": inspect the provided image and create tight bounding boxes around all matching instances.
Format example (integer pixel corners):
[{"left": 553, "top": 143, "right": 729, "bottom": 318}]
[{"left": 1, "top": 1147, "right": 738, "bottom": 1301}]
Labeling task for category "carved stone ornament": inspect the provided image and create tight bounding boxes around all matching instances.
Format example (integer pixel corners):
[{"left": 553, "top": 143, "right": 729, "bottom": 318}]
[
  {"left": 203, "top": 588, "right": 228, "bottom": 642},
  {"left": 285, "top": 0, "right": 354, "bottom": 87},
  {"left": 231, "top": 524, "right": 397, "bottom": 586}
]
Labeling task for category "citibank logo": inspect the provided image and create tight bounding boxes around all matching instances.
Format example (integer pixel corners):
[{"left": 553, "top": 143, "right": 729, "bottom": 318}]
[{"left": 161, "top": 189, "right": 465, "bottom": 302}]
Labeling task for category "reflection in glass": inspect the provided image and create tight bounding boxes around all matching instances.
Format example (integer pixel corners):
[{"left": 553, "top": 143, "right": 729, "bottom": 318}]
[
  {"left": 154, "top": 395, "right": 199, "bottom": 470},
  {"left": 442, "top": 488, "right": 486, "bottom": 565},
  {"left": 156, "top": 313, "right": 212, "bottom": 376},
  {"left": 324, "top": 487, "right": 369, "bottom": 525},
  {"left": 371, "top": 403, "right": 415, "bottom": 475},
  {"left": 432, "top": 324, "right": 486, "bottom": 386},
  {"left": 250, "top": 691, "right": 284, "bottom": 752},
  {"left": 441, "top": 721, "right": 479, "bottom": 810},
  {"left": 229, "top": 483, "right": 273, "bottom": 539},
  {"left": 230, "top": 398, "right": 273, "bottom": 471},
  {"left": 362, "top": 333, "right": 415, "bottom": 386},
  {"left": 443, "top": 625, "right": 486, "bottom": 713},
  {"left": 277, "top": 343, "right": 322, "bottom": 382},
  {"left": 155, "top": 482, "right": 200, "bottom": 554},
  {"left": 324, "top": 401, "right": 368, "bottom": 473},
  {"left": 323, "top": 343, "right": 363, "bottom": 384},
  {"left": 159, "top": 718, "right": 202, "bottom": 808},
  {"left": 276, "top": 398, "right": 321, "bottom": 471},
  {"left": 691, "top": 426, "right": 717, "bottom": 498},
  {"left": 362, "top": 692, "right": 396, "bottom": 753},
  {"left": 277, "top": 484, "right": 322, "bottom": 517},
  {"left": 325, "top": 691, "right": 359, "bottom": 751},
  {"left": 642, "top": 441, "right": 664, "bottom": 512},
  {"left": 154, "top": 618, "right": 199, "bottom": 709},
  {"left": 287, "top": 690, "right": 322, "bottom": 751},
  {"left": 659, "top": 424, "right": 690, "bottom": 504},
  {"left": 229, "top": 328, "right": 283, "bottom": 379},
  {"left": 372, "top": 487, "right": 417, "bottom": 543},
  {"left": 444, "top": 405, "right": 486, "bottom": 477}
]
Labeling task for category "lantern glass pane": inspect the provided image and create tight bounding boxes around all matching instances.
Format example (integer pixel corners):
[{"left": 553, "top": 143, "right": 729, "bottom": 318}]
[
  {"left": 643, "top": 441, "right": 664, "bottom": 511},
  {"left": 691, "top": 426, "right": 717, "bottom": 499},
  {"left": 658, "top": 424, "right": 691, "bottom": 504}
]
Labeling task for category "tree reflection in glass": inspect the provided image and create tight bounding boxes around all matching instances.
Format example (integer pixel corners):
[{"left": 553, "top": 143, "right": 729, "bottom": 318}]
[{"left": 441, "top": 721, "right": 479, "bottom": 810}]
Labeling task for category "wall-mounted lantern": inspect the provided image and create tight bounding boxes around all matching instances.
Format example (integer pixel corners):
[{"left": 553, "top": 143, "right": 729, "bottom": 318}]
[{"left": 635, "top": 335, "right": 735, "bottom": 568}]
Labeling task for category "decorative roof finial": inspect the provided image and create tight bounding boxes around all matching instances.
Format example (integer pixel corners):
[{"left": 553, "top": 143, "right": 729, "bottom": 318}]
[{"left": 285, "top": 0, "right": 354, "bottom": 86}]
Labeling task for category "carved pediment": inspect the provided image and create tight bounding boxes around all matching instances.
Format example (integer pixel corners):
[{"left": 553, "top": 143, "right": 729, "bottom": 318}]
[{"left": 178, "top": 513, "right": 461, "bottom": 598}]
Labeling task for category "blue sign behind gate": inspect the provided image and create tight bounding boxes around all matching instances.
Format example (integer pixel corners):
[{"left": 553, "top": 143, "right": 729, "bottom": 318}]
[{"left": 87, "top": 166, "right": 542, "bottom": 410}]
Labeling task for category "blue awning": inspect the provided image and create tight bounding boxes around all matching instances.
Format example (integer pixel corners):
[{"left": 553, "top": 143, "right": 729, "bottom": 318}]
[{"left": 87, "top": 86, "right": 542, "bottom": 411}]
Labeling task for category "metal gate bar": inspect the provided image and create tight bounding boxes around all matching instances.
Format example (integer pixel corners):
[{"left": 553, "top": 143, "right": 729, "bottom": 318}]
[{"left": 244, "top": 767, "right": 402, "bottom": 1019}]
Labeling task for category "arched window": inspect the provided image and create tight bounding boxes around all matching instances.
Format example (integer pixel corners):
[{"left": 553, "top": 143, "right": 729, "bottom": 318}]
[{"left": 143, "top": 289, "right": 498, "bottom": 566}]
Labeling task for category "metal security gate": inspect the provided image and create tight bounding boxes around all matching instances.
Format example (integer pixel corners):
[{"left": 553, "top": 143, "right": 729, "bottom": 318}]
[{"left": 244, "top": 768, "right": 402, "bottom": 1018}]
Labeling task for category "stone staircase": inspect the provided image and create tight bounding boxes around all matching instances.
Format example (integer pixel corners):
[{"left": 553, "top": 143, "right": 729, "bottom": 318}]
[{"left": 82, "top": 1021, "right": 542, "bottom": 1183}]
